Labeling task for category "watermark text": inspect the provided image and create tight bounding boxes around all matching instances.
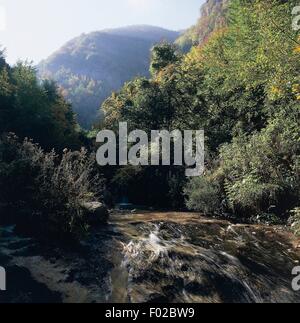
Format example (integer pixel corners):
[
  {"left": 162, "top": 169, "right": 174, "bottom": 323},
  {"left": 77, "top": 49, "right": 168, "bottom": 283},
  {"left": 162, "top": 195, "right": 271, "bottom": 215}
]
[
  {"left": 292, "top": 5, "right": 300, "bottom": 31},
  {"left": 96, "top": 122, "right": 205, "bottom": 177},
  {"left": 292, "top": 266, "right": 300, "bottom": 291},
  {"left": 0, "top": 266, "right": 6, "bottom": 291}
]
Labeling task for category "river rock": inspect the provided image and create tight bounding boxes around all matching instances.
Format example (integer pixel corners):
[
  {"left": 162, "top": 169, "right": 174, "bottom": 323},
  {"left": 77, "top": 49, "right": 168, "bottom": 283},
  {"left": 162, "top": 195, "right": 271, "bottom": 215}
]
[{"left": 81, "top": 202, "right": 109, "bottom": 226}]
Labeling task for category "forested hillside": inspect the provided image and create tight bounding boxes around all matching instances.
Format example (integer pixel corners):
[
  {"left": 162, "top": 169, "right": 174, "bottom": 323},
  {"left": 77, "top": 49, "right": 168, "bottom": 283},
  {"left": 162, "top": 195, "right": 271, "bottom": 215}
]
[
  {"left": 0, "top": 53, "right": 81, "bottom": 151},
  {"left": 176, "top": 0, "right": 228, "bottom": 51},
  {"left": 101, "top": 0, "right": 300, "bottom": 232},
  {"left": 39, "top": 26, "right": 179, "bottom": 128}
]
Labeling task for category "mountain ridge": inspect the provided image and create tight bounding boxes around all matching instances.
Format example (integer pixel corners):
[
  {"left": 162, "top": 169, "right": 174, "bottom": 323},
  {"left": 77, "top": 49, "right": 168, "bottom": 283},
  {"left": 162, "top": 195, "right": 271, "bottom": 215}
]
[{"left": 38, "top": 25, "right": 179, "bottom": 128}]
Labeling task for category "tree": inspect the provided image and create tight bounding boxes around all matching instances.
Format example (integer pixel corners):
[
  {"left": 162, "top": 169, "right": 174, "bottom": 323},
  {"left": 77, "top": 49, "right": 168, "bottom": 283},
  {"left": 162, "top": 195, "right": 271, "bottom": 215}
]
[
  {"left": 0, "top": 57, "right": 81, "bottom": 151},
  {"left": 150, "top": 42, "right": 181, "bottom": 76}
]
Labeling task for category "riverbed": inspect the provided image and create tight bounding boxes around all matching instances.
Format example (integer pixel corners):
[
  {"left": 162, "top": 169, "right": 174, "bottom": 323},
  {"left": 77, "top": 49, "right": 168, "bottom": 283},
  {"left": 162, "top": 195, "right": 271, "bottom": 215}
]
[{"left": 1, "top": 212, "right": 300, "bottom": 303}]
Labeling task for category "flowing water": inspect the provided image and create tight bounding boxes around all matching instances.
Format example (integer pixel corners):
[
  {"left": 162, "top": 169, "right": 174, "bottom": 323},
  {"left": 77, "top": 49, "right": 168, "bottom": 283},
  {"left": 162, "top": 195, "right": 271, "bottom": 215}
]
[
  {"left": 1, "top": 212, "right": 300, "bottom": 303},
  {"left": 108, "top": 212, "right": 300, "bottom": 303}
]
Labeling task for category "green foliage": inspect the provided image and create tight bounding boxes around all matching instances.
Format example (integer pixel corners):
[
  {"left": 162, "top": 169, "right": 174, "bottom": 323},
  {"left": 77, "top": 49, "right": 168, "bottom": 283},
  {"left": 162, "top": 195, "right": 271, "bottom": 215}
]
[
  {"left": 179, "top": 1, "right": 300, "bottom": 220},
  {"left": 188, "top": 104, "right": 300, "bottom": 218},
  {"left": 41, "top": 68, "right": 107, "bottom": 129},
  {"left": 0, "top": 53, "right": 103, "bottom": 240},
  {"left": 201, "top": 0, "right": 300, "bottom": 100},
  {"left": 0, "top": 57, "right": 81, "bottom": 151},
  {"left": 184, "top": 176, "right": 222, "bottom": 215},
  {"left": 150, "top": 43, "right": 181, "bottom": 76},
  {"left": 101, "top": 0, "right": 300, "bottom": 223},
  {"left": 0, "top": 134, "right": 103, "bottom": 240}
]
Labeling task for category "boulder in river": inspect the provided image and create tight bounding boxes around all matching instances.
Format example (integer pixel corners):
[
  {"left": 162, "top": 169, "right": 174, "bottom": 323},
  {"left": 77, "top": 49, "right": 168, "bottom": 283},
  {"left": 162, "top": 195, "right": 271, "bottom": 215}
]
[{"left": 81, "top": 202, "right": 109, "bottom": 226}]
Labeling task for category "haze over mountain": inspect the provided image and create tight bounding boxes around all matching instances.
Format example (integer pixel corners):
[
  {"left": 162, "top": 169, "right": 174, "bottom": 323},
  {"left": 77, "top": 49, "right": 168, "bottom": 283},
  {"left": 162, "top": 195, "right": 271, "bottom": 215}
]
[{"left": 39, "top": 25, "right": 179, "bottom": 128}]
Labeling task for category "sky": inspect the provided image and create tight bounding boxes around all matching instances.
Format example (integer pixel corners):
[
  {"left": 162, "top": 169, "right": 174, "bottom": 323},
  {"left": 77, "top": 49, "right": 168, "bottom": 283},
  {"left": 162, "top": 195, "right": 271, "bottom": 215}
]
[{"left": 0, "top": 0, "right": 203, "bottom": 65}]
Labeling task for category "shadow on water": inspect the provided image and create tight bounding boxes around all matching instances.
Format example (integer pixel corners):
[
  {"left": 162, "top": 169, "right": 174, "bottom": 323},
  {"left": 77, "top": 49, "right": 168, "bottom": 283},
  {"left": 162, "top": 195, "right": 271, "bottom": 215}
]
[{"left": 0, "top": 225, "right": 115, "bottom": 303}]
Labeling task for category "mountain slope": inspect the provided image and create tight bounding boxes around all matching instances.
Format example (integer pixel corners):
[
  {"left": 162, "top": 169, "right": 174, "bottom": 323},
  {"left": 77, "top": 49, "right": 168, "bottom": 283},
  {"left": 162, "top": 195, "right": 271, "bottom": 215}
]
[
  {"left": 39, "top": 26, "right": 179, "bottom": 128},
  {"left": 176, "top": 0, "right": 228, "bottom": 51}
]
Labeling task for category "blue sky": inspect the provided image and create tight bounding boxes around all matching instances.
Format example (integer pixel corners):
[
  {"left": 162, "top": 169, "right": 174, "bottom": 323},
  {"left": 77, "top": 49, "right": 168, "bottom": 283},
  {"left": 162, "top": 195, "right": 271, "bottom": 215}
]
[{"left": 0, "top": 0, "right": 203, "bottom": 65}]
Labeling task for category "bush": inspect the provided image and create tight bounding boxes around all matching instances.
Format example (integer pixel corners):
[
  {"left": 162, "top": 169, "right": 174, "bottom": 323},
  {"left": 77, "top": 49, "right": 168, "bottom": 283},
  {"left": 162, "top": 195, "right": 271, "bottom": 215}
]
[
  {"left": 0, "top": 133, "right": 104, "bottom": 240},
  {"left": 185, "top": 104, "right": 300, "bottom": 221},
  {"left": 219, "top": 105, "right": 300, "bottom": 217},
  {"left": 184, "top": 175, "right": 222, "bottom": 215}
]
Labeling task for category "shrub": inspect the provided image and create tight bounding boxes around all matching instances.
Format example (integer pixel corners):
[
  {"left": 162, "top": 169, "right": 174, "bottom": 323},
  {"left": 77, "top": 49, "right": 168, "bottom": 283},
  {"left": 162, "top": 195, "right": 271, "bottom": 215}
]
[
  {"left": 219, "top": 104, "right": 300, "bottom": 217},
  {"left": 184, "top": 104, "right": 300, "bottom": 222},
  {"left": 0, "top": 133, "right": 104, "bottom": 240},
  {"left": 184, "top": 175, "right": 222, "bottom": 215}
]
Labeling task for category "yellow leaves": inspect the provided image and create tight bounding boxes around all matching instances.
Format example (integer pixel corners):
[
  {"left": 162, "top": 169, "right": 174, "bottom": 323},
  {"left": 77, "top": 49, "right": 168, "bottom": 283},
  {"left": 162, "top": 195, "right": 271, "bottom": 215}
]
[
  {"left": 183, "top": 28, "right": 228, "bottom": 68},
  {"left": 268, "top": 82, "right": 300, "bottom": 101},
  {"left": 154, "top": 64, "right": 175, "bottom": 83},
  {"left": 269, "top": 85, "right": 284, "bottom": 100},
  {"left": 293, "top": 36, "right": 300, "bottom": 54},
  {"left": 184, "top": 46, "right": 203, "bottom": 67},
  {"left": 294, "top": 46, "right": 300, "bottom": 54},
  {"left": 292, "top": 84, "right": 300, "bottom": 101}
]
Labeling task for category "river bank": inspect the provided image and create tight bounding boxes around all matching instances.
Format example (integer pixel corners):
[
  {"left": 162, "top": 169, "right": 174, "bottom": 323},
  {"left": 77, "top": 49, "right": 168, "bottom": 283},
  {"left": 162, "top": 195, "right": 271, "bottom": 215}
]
[{"left": 1, "top": 212, "right": 300, "bottom": 303}]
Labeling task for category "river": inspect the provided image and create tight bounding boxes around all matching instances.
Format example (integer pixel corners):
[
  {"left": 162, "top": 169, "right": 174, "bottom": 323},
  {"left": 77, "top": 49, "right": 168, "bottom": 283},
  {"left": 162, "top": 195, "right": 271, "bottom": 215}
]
[{"left": 0, "top": 212, "right": 300, "bottom": 303}]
